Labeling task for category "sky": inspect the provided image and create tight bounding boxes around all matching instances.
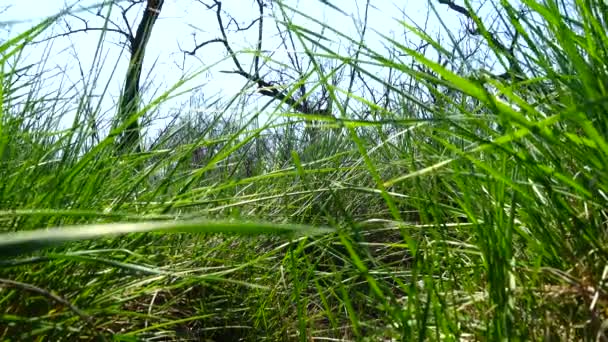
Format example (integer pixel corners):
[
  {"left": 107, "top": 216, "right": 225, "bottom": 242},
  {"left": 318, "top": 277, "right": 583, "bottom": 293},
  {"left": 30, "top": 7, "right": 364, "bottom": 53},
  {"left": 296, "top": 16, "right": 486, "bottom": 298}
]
[{"left": 0, "top": 0, "right": 481, "bottom": 137}]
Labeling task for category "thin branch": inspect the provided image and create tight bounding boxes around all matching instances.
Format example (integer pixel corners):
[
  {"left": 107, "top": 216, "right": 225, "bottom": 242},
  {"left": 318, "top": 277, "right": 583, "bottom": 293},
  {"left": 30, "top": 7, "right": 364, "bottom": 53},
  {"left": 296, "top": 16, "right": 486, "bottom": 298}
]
[
  {"left": 119, "top": 4, "right": 135, "bottom": 38},
  {"left": 226, "top": 17, "right": 261, "bottom": 32},
  {"left": 189, "top": 0, "right": 330, "bottom": 115},
  {"left": 35, "top": 27, "right": 133, "bottom": 45},
  {"left": 221, "top": 69, "right": 311, "bottom": 114},
  {"left": 437, "top": 0, "right": 523, "bottom": 80},
  {"left": 185, "top": 38, "right": 225, "bottom": 55},
  {"left": 344, "top": 0, "right": 370, "bottom": 116}
]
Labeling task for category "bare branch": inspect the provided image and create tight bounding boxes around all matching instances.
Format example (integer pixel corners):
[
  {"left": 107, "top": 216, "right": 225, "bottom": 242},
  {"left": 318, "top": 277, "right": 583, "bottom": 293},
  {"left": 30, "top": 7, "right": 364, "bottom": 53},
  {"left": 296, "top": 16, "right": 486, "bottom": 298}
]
[
  {"left": 220, "top": 69, "right": 312, "bottom": 114},
  {"left": 437, "top": 0, "right": 523, "bottom": 80},
  {"left": 36, "top": 26, "right": 133, "bottom": 45},
  {"left": 186, "top": 0, "right": 332, "bottom": 116},
  {"left": 185, "top": 38, "right": 225, "bottom": 55},
  {"left": 226, "top": 17, "right": 261, "bottom": 32},
  {"left": 33, "top": 11, "right": 134, "bottom": 46}
]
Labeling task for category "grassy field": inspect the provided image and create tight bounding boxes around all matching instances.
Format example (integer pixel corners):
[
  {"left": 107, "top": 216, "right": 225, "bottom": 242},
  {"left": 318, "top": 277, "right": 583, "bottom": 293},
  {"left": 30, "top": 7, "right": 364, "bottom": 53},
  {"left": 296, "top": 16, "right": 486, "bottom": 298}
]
[{"left": 1, "top": 0, "right": 608, "bottom": 340}]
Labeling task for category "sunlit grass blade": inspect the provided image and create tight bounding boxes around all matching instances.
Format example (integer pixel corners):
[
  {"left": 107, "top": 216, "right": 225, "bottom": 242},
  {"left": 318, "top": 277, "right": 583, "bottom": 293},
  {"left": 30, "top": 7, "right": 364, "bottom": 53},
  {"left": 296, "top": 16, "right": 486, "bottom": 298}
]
[{"left": 0, "top": 219, "right": 334, "bottom": 257}]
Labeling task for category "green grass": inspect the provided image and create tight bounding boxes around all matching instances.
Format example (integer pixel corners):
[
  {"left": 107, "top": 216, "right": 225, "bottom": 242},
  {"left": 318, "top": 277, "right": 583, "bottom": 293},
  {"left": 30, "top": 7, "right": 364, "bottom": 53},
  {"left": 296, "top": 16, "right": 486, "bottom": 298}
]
[{"left": 1, "top": 0, "right": 608, "bottom": 340}]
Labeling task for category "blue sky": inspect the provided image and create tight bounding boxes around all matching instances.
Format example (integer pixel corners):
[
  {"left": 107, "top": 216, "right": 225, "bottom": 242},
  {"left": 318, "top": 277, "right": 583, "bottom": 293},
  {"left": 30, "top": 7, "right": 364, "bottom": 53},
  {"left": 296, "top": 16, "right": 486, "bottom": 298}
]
[{"left": 1, "top": 0, "right": 477, "bottom": 135}]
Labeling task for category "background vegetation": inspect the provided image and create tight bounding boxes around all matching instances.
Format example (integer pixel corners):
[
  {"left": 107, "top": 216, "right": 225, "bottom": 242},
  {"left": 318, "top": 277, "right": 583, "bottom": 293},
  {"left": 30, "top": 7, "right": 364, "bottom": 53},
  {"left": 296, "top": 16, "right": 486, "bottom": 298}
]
[{"left": 1, "top": 0, "right": 607, "bottom": 340}]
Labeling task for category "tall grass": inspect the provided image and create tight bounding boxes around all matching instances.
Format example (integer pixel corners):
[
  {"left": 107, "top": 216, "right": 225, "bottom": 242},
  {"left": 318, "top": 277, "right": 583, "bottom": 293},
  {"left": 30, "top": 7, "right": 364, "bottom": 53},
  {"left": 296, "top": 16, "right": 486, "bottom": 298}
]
[{"left": 1, "top": 0, "right": 607, "bottom": 340}]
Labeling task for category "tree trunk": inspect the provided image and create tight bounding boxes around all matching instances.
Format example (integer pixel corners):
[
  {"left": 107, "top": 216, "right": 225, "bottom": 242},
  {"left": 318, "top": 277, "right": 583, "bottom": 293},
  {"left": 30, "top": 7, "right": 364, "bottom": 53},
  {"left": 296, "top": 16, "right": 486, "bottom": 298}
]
[{"left": 116, "top": 0, "right": 164, "bottom": 154}]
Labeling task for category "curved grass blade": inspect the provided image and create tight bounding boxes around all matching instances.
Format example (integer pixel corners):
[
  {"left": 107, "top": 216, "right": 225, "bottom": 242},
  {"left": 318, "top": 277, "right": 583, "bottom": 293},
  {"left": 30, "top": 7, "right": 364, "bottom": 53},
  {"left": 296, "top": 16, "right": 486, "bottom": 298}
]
[{"left": 0, "top": 219, "right": 335, "bottom": 257}]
